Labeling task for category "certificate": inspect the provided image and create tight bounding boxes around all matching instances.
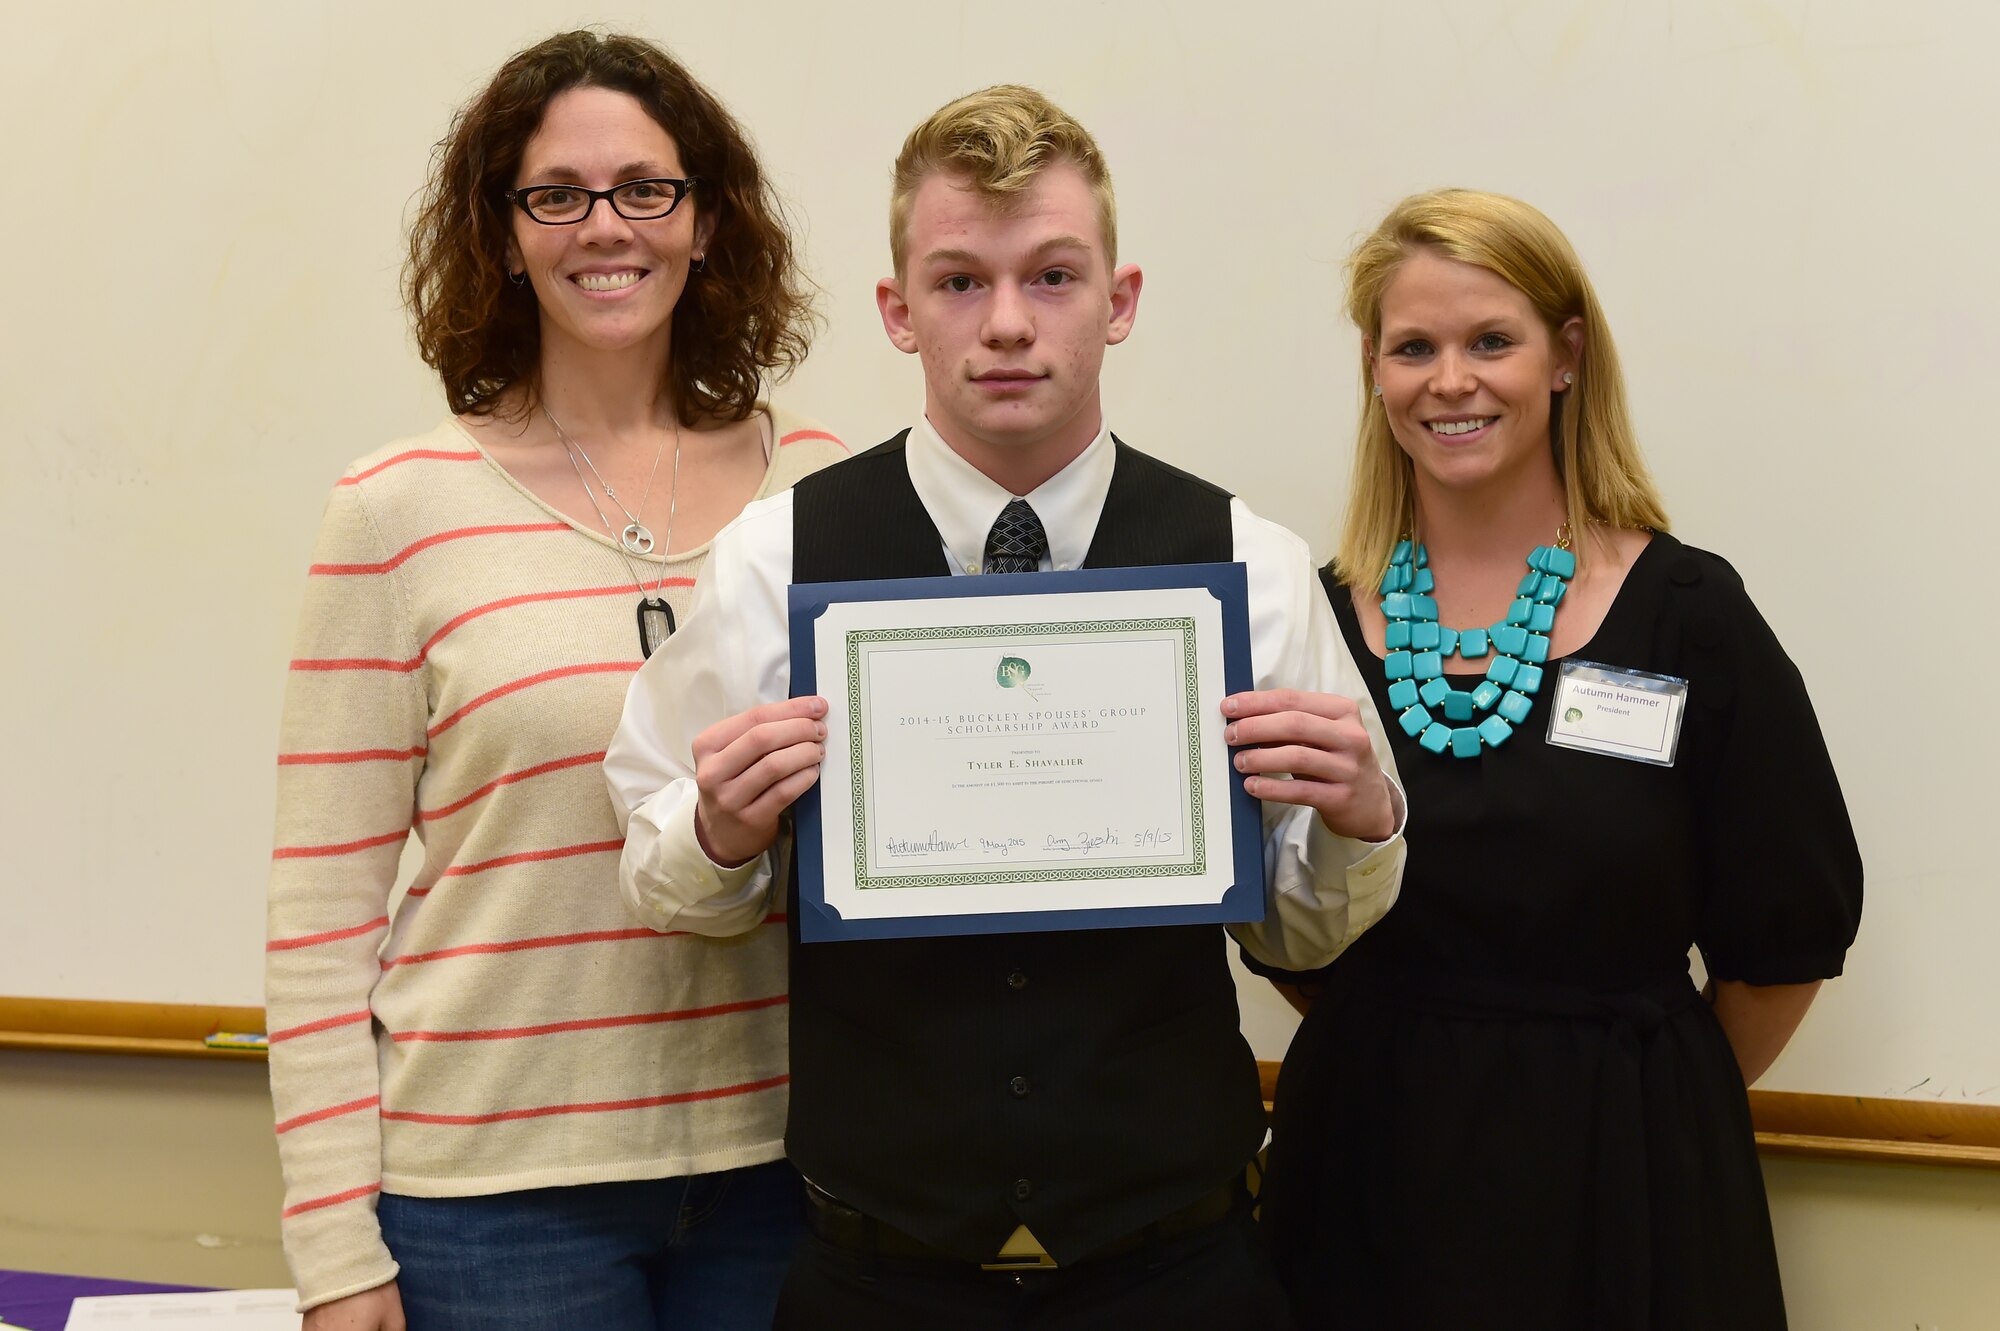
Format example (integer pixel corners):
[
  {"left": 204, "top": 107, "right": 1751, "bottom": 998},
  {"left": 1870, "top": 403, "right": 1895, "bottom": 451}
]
[{"left": 787, "top": 563, "right": 1263, "bottom": 942}]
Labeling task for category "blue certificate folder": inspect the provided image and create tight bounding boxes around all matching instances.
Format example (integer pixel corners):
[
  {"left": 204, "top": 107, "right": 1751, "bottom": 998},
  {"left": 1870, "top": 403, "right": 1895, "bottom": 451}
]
[{"left": 787, "top": 561, "right": 1264, "bottom": 943}]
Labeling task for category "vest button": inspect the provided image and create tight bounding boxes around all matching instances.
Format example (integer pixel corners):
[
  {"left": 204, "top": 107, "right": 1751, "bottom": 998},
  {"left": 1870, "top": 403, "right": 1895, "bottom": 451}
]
[
  {"left": 1009, "top": 1075, "right": 1030, "bottom": 1097},
  {"left": 1014, "top": 1178, "right": 1033, "bottom": 1200},
  {"left": 1008, "top": 971, "right": 1028, "bottom": 990}
]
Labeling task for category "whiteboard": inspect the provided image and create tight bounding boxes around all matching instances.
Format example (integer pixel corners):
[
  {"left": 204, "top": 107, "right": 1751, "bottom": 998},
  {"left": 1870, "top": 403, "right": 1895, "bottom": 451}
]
[{"left": 1, "top": 0, "right": 1992, "bottom": 1105}]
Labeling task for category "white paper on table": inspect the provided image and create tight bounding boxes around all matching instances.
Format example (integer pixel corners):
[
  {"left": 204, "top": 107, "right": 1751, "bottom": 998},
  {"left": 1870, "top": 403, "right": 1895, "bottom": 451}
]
[{"left": 64, "top": 1289, "right": 300, "bottom": 1330}]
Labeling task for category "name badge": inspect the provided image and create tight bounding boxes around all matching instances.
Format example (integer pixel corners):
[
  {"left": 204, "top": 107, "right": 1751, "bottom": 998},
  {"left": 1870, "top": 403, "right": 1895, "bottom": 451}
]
[{"left": 1544, "top": 660, "right": 1689, "bottom": 766}]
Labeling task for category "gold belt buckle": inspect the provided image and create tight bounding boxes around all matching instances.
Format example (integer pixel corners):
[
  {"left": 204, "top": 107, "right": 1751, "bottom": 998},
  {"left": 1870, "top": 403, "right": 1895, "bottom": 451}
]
[{"left": 980, "top": 1224, "right": 1059, "bottom": 1271}]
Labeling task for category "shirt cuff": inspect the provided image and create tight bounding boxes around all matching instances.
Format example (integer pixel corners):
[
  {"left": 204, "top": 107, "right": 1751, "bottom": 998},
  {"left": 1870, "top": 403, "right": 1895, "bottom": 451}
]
[
  {"left": 621, "top": 780, "right": 772, "bottom": 936},
  {"left": 284, "top": 1193, "right": 399, "bottom": 1312},
  {"left": 1338, "top": 835, "right": 1402, "bottom": 945},
  {"left": 1329, "top": 772, "right": 1406, "bottom": 945},
  {"left": 1239, "top": 774, "right": 1407, "bottom": 973}
]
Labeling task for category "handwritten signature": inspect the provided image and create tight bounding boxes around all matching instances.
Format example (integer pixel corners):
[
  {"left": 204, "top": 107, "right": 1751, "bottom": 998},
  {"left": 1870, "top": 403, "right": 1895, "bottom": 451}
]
[
  {"left": 882, "top": 827, "right": 1178, "bottom": 858},
  {"left": 883, "top": 831, "right": 970, "bottom": 856}
]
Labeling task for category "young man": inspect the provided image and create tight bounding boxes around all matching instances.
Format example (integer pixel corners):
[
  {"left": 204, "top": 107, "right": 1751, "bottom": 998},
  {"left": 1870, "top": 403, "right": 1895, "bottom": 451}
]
[{"left": 606, "top": 86, "right": 1405, "bottom": 1331}]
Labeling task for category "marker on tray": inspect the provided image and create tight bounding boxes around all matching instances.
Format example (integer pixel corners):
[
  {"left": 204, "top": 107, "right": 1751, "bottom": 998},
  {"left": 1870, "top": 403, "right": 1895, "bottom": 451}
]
[{"left": 204, "top": 1030, "right": 268, "bottom": 1051}]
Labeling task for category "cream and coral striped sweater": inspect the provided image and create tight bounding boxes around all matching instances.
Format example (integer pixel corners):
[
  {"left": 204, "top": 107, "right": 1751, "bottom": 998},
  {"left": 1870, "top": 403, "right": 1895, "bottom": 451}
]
[{"left": 266, "top": 408, "right": 846, "bottom": 1308}]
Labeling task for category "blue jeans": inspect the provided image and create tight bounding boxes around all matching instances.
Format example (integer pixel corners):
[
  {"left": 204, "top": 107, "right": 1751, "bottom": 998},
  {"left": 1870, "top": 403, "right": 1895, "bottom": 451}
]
[{"left": 377, "top": 1159, "right": 803, "bottom": 1331}]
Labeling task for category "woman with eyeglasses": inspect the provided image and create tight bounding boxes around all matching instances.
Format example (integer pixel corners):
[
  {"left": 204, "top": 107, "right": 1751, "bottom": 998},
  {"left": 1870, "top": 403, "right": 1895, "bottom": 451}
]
[
  {"left": 265, "top": 31, "right": 844, "bottom": 1331},
  {"left": 1247, "top": 189, "right": 1861, "bottom": 1329}
]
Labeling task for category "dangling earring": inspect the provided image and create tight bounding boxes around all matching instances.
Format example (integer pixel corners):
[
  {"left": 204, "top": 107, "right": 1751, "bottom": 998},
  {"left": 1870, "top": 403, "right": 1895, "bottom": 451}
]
[
  {"left": 508, "top": 270, "right": 527, "bottom": 287},
  {"left": 689, "top": 254, "right": 706, "bottom": 275}
]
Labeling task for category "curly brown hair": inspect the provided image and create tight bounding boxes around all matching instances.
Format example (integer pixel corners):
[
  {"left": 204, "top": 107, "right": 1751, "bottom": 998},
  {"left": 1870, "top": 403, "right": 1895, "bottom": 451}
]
[{"left": 405, "top": 30, "right": 814, "bottom": 425}]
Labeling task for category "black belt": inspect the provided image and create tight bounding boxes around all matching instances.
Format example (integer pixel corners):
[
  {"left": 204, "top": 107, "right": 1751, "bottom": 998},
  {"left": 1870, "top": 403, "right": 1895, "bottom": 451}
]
[
  {"left": 1346, "top": 958, "right": 1703, "bottom": 1035},
  {"left": 803, "top": 1178, "right": 1244, "bottom": 1271}
]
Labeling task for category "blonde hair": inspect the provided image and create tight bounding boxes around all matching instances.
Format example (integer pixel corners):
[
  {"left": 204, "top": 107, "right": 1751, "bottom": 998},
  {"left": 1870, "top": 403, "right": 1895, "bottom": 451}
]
[
  {"left": 1335, "top": 188, "right": 1669, "bottom": 588},
  {"left": 889, "top": 84, "right": 1117, "bottom": 276}
]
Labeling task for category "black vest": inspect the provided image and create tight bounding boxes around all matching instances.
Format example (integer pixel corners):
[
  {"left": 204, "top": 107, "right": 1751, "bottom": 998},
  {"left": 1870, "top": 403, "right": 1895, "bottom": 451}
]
[{"left": 786, "top": 433, "right": 1267, "bottom": 1263}]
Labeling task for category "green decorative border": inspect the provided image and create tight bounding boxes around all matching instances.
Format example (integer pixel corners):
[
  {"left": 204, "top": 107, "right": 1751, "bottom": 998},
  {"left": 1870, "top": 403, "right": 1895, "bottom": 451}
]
[{"left": 845, "top": 618, "right": 1205, "bottom": 890}]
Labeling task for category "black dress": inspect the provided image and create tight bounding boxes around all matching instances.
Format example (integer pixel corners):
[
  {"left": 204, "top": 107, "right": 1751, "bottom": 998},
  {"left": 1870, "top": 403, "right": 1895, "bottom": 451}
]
[{"left": 1250, "top": 534, "right": 1862, "bottom": 1331}]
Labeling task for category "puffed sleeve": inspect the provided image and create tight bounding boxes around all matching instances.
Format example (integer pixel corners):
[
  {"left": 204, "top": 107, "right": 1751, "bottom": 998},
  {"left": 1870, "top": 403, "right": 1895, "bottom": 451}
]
[{"left": 1672, "top": 546, "right": 1862, "bottom": 984}]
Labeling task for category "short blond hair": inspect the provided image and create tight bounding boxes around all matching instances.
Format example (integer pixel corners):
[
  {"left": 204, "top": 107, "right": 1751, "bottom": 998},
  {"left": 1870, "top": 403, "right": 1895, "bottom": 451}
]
[
  {"left": 1336, "top": 188, "right": 1670, "bottom": 587},
  {"left": 889, "top": 84, "right": 1117, "bottom": 276}
]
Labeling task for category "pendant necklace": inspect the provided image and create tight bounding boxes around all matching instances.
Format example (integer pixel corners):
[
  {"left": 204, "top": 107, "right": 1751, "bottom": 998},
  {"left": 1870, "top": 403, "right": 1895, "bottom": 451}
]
[
  {"left": 545, "top": 404, "right": 669, "bottom": 555},
  {"left": 1377, "top": 525, "right": 1575, "bottom": 758},
  {"left": 545, "top": 404, "right": 682, "bottom": 658}
]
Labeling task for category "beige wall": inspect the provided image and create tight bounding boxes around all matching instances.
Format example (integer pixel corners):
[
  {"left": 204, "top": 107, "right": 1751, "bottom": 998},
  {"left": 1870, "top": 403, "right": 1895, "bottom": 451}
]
[
  {"left": 1765, "top": 1156, "right": 2000, "bottom": 1329},
  {"left": 0, "top": 1052, "right": 289, "bottom": 1287},
  {"left": 5, "top": 1050, "right": 1999, "bottom": 1322},
  {"left": 8, "top": 10, "right": 1997, "bottom": 1116}
]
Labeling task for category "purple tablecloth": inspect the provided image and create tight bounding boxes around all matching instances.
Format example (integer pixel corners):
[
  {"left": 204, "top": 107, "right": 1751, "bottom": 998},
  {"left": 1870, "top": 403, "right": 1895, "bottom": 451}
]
[{"left": 0, "top": 1269, "right": 209, "bottom": 1331}]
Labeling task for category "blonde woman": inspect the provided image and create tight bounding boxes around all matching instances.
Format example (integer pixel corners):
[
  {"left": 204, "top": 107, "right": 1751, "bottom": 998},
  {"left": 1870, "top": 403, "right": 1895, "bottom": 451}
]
[{"left": 1249, "top": 189, "right": 1861, "bottom": 1329}]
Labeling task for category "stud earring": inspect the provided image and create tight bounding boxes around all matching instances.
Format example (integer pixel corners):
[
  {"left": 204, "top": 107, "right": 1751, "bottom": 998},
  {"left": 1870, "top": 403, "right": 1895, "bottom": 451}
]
[
  {"left": 1562, "top": 371, "right": 1574, "bottom": 385},
  {"left": 1372, "top": 383, "right": 1382, "bottom": 397}
]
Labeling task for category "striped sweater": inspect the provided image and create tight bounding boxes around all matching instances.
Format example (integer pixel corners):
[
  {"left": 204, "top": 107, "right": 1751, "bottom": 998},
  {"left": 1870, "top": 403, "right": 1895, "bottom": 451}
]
[{"left": 265, "top": 408, "right": 846, "bottom": 1308}]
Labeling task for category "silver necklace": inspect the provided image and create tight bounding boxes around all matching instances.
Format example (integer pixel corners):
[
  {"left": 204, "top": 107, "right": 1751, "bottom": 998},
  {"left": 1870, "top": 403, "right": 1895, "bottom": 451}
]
[
  {"left": 544, "top": 404, "right": 683, "bottom": 658},
  {"left": 544, "top": 403, "right": 671, "bottom": 556}
]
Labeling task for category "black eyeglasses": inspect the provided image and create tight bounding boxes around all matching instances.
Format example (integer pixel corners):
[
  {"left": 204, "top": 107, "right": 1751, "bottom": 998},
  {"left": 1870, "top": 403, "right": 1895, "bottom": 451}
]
[{"left": 503, "top": 177, "right": 698, "bottom": 225}]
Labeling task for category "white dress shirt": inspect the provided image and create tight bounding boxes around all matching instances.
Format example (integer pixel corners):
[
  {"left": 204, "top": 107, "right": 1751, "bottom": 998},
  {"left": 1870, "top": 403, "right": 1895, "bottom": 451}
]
[{"left": 605, "top": 418, "right": 1406, "bottom": 972}]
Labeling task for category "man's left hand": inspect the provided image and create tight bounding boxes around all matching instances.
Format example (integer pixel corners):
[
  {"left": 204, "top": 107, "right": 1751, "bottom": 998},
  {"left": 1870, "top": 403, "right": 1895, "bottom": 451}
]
[{"left": 1222, "top": 689, "right": 1397, "bottom": 842}]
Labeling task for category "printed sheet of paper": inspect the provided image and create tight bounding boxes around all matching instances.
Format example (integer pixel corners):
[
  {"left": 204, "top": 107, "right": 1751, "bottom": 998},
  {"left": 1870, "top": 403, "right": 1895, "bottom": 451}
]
[{"left": 65, "top": 1289, "right": 301, "bottom": 1331}]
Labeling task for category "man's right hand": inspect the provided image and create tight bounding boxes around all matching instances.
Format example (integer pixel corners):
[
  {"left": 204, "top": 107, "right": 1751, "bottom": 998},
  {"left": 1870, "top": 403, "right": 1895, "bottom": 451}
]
[
  {"left": 693, "top": 696, "right": 828, "bottom": 867},
  {"left": 303, "top": 1282, "right": 405, "bottom": 1331}
]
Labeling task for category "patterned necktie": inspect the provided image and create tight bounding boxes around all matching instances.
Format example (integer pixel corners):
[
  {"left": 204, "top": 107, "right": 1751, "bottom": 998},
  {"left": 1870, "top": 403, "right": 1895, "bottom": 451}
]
[{"left": 983, "top": 498, "right": 1048, "bottom": 575}]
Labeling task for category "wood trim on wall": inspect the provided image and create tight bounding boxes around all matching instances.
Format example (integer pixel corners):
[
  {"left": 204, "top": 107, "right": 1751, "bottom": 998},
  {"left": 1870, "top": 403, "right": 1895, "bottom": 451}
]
[
  {"left": 5, "top": 1000, "right": 1997, "bottom": 1168},
  {"left": 0, "top": 997, "right": 267, "bottom": 1060},
  {"left": 1749, "top": 1089, "right": 2000, "bottom": 1168}
]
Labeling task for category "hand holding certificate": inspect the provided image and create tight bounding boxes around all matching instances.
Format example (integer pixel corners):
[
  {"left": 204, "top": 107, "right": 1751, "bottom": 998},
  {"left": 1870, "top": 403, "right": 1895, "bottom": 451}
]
[
  {"left": 1221, "top": 688, "right": 1398, "bottom": 843},
  {"left": 689, "top": 695, "right": 830, "bottom": 869}
]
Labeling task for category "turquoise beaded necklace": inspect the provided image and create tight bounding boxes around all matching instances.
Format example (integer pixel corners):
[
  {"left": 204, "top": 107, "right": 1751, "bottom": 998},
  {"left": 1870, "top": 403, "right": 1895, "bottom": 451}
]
[{"left": 1377, "top": 530, "right": 1575, "bottom": 758}]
